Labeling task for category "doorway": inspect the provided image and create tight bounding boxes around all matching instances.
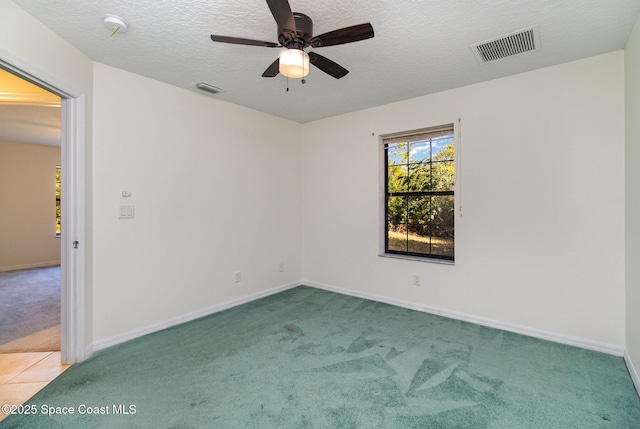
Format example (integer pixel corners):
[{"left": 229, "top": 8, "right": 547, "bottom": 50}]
[
  {"left": 0, "top": 57, "right": 86, "bottom": 365},
  {"left": 0, "top": 68, "right": 62, "bottom": 354}
]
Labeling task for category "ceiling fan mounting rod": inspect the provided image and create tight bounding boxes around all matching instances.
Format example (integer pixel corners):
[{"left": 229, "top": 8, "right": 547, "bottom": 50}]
[{"left": 278, "top": 12, "right": 313, "bottom": 47}]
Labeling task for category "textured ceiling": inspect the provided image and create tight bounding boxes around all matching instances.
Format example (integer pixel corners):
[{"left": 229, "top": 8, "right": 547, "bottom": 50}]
[{"left": 11, "top": 0, "right": 640, "bottom": 123}]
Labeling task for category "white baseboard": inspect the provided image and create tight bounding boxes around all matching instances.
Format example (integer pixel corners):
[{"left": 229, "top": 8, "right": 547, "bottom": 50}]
[
  {"left": 625, "top": 350, "right": 640, "bottom": 396},
  {"left": 88, "top": 281, "right": 301, "bottom": 355},
  {"left": 84, "top": 342, "right": 95, "bottom": 359},
  {"left": 302, "top": 279, "right": 626, "bottom": 357},
  {"left": 86, "top": 279, "right": 626, "bottom": 361},
  {"left": 0, "top": 261, "right": 61, "bottom": 272}
]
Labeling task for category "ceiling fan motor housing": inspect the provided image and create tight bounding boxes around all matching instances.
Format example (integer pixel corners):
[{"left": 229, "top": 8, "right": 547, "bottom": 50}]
[{"left": 279, "top": 12, "right": 313, "bottom": 47}]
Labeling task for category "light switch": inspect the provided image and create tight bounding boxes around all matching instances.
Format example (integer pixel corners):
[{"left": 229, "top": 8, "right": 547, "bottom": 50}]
[{"left": 119, "top": 205, "right": 134, "bottom": 219}]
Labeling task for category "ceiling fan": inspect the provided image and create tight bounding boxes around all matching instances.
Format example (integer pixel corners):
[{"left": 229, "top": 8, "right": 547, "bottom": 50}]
[{"left": 210, "top": 0, "right": 374, "bottom": 80}]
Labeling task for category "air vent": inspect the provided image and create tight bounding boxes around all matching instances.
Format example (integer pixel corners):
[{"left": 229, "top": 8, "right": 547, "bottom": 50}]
[
  {"left": 470, "top": 26, "right": 539, "bottom": 64},
  {"left": 195, "top": 82, "right": 223, "bottom": 94}
]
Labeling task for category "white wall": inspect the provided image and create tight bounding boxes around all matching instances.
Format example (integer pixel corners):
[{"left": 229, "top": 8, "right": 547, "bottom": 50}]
[
  {"left": 0, "top": 141, "right": 61, "bottom": 270},
  {"left": 92, "top": 63, "right": 302, "bottom": 341},
  {"left": 0, "top": 1, "right": 93, "bottom": 92},
  {"left": 301, "top": 51, "right": 626, "bottom": 348},
  {"left": 625, "top": 14, "right": 640, "bottom": 390}
]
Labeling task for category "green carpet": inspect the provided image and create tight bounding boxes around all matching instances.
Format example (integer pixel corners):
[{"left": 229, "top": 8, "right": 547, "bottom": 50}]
[{"left": 2, "top": 286, "right": 639, "bottom": 428}]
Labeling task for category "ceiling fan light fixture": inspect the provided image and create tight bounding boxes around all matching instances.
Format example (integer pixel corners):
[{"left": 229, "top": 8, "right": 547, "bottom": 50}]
[{"left": 279, "top": 49, "right": 309, "bottom": 78}]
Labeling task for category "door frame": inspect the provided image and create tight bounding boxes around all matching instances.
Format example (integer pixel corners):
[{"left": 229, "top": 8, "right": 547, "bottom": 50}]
[{"left": 0, "top": 51, "right": 86, "bottom": 364}]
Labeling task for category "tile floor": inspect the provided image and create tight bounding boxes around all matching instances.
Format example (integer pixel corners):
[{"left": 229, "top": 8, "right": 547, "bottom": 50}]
[{"left": 0, "top": 352, "right": 69, "bottom": 422}]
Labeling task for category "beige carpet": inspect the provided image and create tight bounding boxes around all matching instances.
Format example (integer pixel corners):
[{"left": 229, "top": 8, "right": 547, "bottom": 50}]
[
  {"left": 0, "top": 266, "right": 60, "bottom": 353},
  {"left": 0, "top": 325, "right": 60, "bottom": 353}
]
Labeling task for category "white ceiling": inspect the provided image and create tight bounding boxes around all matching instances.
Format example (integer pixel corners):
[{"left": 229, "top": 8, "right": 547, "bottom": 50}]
[
  {"left": 0, "top": 67, "right": 61, "bottom": 147},
  {"left": 11, "top": 0, "right": 640, "bottom": 123},
  {"left": 0, "top": 104, "right": 61, "bottom": 147}
]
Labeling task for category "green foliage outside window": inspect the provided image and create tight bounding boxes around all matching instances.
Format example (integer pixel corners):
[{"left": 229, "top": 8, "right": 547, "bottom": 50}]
[
  {"left": 56, "top": 165, "right": 61, "bottom": 236},
  {"left": 385, "top": 132, "right": 454, "bottom": 259}
]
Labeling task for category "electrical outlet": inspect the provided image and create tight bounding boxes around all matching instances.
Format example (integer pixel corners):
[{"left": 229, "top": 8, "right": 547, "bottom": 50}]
[
  {"left": 234, "top": 271, "right": 241, "bottom": 283},
  {"left": 279, "top": 263, "right": 285, "bottom": 272},
  {"left": 413, "top": 275, "right": 421, "bottom": 286}
]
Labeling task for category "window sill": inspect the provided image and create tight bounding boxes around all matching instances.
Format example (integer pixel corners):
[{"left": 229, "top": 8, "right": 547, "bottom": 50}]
[{"left": 378, "top": 253, "right": 454, "bottom": 265}]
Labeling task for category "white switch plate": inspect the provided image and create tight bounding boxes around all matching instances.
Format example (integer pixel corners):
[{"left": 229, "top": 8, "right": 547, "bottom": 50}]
[{"left": 119, "top": 205, "right": 134, "bottom": 219}]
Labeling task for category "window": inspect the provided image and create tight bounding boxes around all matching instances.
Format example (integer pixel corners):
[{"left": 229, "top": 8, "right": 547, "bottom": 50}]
[
  {"left": 383, "top": 125, "right": 455, "bottom": 261},
  {"left": 56, "top": 165, "right": 61, "bottom": 237}
]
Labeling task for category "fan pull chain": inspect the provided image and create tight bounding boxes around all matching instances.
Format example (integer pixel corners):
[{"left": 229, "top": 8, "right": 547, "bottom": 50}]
[{"left": 286, "top": 77, "right": 289, "bottom": 92}]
